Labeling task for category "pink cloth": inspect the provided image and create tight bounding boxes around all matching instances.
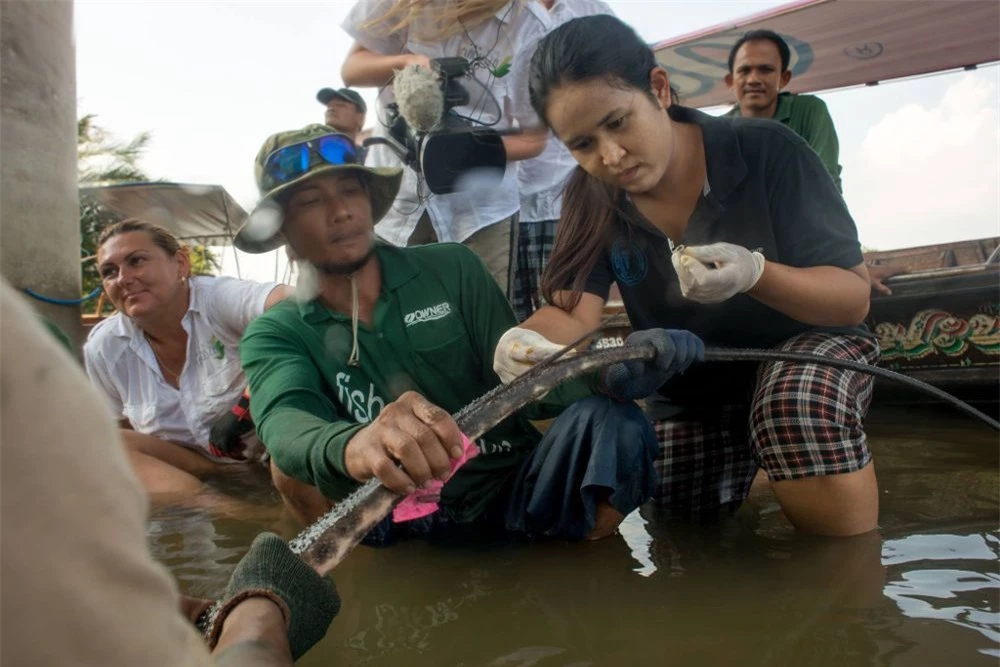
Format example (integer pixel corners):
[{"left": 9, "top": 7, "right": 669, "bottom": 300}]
[{"left": 392, "top": 433, "right": 478, "bottom": 523}]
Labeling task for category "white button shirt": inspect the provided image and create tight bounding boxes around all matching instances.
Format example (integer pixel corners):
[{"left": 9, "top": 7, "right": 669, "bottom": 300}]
[
  {"left": 83, "top": 276, "right": 277, "bottom": 458},
  {"left": 509, "top": 0, "right": 615, "bottom": 223},
  {"left": 342, "top": 0, "right": 552, "bottom": 244}
]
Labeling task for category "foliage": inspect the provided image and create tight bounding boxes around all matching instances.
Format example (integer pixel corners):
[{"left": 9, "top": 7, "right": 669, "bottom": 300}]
[
  {"left": 78, "top": 114, "right": 219, "bottom": 313},
  {"left": 78, "top": 114, "right": 151, "bottom": 184},
  {"left": 189, "top": 244, "right": 222, "bottom": 276}
]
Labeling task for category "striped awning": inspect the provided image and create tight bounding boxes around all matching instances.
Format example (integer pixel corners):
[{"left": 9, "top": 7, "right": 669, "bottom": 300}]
[{"left": 654, "top": 0, "right": 1000, "bottom": 108}]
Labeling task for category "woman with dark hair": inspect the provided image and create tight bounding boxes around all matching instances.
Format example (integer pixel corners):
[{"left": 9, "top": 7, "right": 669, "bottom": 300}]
[{"left": 493, "top": 15, "right": 879, "bottom": 537}]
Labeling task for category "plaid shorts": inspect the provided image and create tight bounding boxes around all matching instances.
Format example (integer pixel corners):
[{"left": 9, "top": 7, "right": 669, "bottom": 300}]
[
  {"left": 650, "top": 332, "right": 879, "bottom": 518},
  {"left": 511, "top": 219, "right": 557, "bottom": 322}
]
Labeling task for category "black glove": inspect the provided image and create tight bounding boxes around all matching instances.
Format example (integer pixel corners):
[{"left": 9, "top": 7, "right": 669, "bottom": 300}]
[
  {"left": 601, "top": 329, "right": 704, "bottom": 401},
  {"left": 208, "top": 388, "right": 254, "bottom": 459}
]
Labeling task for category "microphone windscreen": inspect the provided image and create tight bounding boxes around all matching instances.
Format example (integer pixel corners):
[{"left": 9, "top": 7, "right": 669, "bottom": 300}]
[{"left": 393, "top": 64, "right": 444, "bottom": 134}]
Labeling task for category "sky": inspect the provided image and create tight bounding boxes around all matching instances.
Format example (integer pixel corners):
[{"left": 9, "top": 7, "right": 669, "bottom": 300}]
[{"left": 74, "top": 0, "right": 1000, "bottom": 282}]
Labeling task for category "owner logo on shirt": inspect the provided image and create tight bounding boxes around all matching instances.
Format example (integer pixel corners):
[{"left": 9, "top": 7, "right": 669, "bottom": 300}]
[{"left": 404, "top": 302, "right": 452, "bottom": 327}]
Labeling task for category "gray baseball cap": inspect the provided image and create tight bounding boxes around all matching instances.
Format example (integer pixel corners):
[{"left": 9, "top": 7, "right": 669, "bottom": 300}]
[{"left": 316, "top": 87, "right": 367, "bottom": 114}]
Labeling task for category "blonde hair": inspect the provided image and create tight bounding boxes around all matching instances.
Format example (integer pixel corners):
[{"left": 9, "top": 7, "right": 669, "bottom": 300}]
[
  {"left": 97, "top": 219, "right": 191, "bottom": 277},
  {"left": 362, "top": 0, "right": 521, "bottom": 42}
]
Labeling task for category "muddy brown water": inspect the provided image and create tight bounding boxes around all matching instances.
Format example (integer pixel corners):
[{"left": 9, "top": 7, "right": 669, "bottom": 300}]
[{"left": 150, "top": 404, "right": 999, "bottom": 666}]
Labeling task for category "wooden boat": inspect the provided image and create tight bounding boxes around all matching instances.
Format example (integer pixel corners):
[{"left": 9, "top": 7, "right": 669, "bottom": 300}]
[
  {"left": 865, "top": 238, "right": 999, "bottom": 391},
  {"left": 597, "top": 0, "right": 1000, "bottom": 396}
]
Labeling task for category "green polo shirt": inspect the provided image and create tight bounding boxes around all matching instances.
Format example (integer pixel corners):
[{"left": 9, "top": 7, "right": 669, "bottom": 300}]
[
  {"left": 240, "top": 242, "right": 597, "bottom": 523},
  {"left": 727, "top": 92, "right": 842, "bottom": 192}
]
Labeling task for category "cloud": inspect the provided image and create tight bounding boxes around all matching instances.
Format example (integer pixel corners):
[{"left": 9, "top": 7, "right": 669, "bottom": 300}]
[{"left": 844, "top": 73, "right": 1000, "bottom": 250}]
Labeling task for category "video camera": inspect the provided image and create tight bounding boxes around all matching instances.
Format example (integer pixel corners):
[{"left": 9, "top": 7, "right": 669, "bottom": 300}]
[{"left": 365, "top": 57, "right": 507, "bottom": 195}]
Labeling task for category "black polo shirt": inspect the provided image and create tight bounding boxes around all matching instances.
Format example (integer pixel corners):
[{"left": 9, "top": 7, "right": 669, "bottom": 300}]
[{"left": 583, "top": 106, "right": 865, "bottom": 406}]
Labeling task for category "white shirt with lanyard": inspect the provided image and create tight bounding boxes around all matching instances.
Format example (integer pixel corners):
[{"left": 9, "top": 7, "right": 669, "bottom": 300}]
[
  {"left": 509, "top": 0, "right": 615, "bottom": 224},
  {"left": 342, "top": 0, "right": 551, "bottom": 245}
]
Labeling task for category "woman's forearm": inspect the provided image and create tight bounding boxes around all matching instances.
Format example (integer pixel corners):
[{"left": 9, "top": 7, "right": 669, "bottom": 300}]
[
  {"left": 521, "top": 292, "right": 606, "bottom": 346},
  {"left": 748, "top": 262, "right": 871, "bottom": 327},
  {"left": 341, "top": 43, "right": 423, "bottom": 87},
  {"left": 502, "top": 130, "right": 547, "bottom": 162}
]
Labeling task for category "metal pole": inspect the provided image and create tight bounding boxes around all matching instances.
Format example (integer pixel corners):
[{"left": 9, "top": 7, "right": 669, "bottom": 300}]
[{"left": 220, "top": 190, "right": 242, "bottom": 279}]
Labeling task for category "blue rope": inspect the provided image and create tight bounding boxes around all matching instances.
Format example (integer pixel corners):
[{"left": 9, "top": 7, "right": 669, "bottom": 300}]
[{"left": 24, "top": 285, "right": 102, "bottom": 306}]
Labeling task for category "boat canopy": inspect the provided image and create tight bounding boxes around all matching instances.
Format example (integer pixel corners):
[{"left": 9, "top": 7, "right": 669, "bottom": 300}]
[
  {"left": 79, "top": 182, "right": 247, "bottom": 242},
  {"left": 654, "top": 0, "right": 1000, "bottom": 108}
]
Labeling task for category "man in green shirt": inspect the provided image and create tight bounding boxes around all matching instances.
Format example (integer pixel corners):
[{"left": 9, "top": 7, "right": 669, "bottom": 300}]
[
  {"left": 235, "top": 124, "right": 657, "bottom": 543},
  {"left": 724, "top": 29, "right": 843, "bottom": 192},
  {"left": 723, "top": 30, "right": 907, "bottom": 293}
]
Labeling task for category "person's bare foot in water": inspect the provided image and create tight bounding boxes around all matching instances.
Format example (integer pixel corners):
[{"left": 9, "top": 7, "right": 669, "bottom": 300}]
[{"left": 587, "top": 500, "right": 625, "bottom": 540}]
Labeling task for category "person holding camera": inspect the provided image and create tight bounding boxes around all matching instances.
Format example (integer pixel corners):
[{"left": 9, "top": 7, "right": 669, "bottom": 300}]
[
  {"left": 339, "top": 0, "right": 553, "bottom": 298},
  {"left": 233, "top": 123, "right": 659, "bottom": 543}
]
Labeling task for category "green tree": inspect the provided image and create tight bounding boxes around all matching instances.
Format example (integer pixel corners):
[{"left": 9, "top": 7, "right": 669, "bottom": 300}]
[
  {"left": 78, "top": 114, "right": 151, "bottom": 184},
  {"left": 189, "top": 244, "right": 222, "bottom": 275},
  {"left": 79, "top": 115, "right": 150, "bottom": 312},
  {"left": 78, "top": 115, "right": 218, "bottom": 314}
]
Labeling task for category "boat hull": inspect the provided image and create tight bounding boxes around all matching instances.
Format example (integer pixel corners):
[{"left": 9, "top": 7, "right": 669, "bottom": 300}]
[{"left": 595, "top": 238, "right": 1000, "bottom": 399}]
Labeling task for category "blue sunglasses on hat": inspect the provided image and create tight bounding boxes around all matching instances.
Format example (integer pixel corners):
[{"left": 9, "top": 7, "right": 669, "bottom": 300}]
[{"left": 261, "top": 134, "right": 358, "bottom": 191}]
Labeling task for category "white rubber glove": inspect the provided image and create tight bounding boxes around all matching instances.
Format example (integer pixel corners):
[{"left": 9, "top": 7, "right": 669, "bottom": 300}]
[
  {"left": 671, "top": 242, "right": 766, "bottom": 304},
  {"left": 493, "top": 327, "right": 568, "bottom": 384}
]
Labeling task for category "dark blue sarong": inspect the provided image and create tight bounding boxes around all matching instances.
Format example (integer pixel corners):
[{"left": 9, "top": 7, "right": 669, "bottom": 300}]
[
  {"left": 503, "top": 395, "right": 657, "bottom": 540},
  {"left": 362, "top": 395, "right": 657, "bottom": 546}
]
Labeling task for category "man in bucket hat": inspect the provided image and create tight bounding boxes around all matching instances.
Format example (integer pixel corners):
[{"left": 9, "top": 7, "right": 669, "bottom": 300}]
[{"left": 237, "top": 124, "right": 659, "bottom": 544}]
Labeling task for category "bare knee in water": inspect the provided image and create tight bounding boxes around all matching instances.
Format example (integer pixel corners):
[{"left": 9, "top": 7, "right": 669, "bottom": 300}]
[
  {"left": 770, "top": 462, "right": 879, "bottom": 536},
  {"left": 119, "top": 428, "right": 218, "bottom": 477},
  {"left": 117, "top": 429, "right": 214, "bottom": 496},
  {"left": 118, "top": 429, "right": 273, "bottom": 520}
]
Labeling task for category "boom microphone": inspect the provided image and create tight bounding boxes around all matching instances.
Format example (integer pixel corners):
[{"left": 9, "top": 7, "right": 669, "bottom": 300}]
[
  {"left": 393, "top": 64, "right": 444, "bottom": 134},
  {"left": 365, "top": 57, "right": 507, "bottom": 195}
]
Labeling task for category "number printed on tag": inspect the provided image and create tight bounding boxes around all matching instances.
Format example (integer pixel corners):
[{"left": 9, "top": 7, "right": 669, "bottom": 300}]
[{"left": 593, "top": 336, "right": 624, "bottom": 350}]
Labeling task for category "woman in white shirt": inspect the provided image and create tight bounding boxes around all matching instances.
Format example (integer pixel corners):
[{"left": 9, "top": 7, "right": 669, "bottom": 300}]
[
  {"left": 84, "top": 219, "right": 289, "bottom": 500},
  {"left": 508, "top": 0, "right": 613, "bottom": 321},
  {"left": 340, "top": 0, "right": 549, "bottom": 298}
]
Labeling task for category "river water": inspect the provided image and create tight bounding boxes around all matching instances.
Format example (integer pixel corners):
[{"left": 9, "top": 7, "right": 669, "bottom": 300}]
[{"left": 151, "top": 404, "right": 999, "bottom": 666}]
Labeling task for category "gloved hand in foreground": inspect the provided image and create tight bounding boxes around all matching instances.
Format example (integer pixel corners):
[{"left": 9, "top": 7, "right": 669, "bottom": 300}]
[
  {"left": 206, "top": 532, "right": 341, "bottom": 660},
  {"left": 601, "top": 329, "right": 704, "bottom": 401},
  {"left": 493, "top": 327, "right": 569, "bottom": 384},
  {"left": 671, "top": 242, "right": 765, "bottom": 303}
]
